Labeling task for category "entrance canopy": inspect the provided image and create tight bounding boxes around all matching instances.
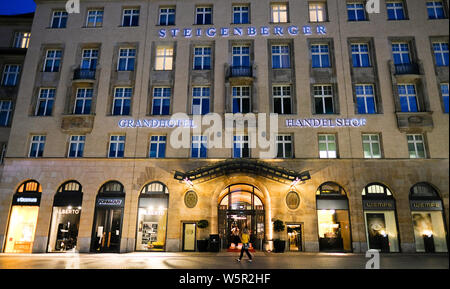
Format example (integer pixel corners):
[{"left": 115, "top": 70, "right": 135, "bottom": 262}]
[{"left": 174, "top": 159, "right": 311, "bottom": 185}]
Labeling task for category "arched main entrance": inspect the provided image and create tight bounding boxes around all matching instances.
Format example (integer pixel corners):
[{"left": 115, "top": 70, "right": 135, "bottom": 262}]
[{"left": 218, "top": 184, "right": 265, "bottom": 251}]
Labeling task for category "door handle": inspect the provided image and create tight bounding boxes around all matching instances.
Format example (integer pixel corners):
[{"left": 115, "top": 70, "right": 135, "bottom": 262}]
[
  {"left": 101, "top": 232, "right": 106, "bottom": 247},
  {"left": 107, "top": 232, "right": 111, "bottom": 247}
]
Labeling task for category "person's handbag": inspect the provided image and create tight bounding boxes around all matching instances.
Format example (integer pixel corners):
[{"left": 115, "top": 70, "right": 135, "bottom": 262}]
[{"left": 243, "top": 243, "right": 249, "bottom": 249}]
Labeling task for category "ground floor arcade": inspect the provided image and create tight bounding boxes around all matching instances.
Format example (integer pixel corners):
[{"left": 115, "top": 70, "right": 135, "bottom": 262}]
[{"left": 0, "top": 158, "right": 448, "bottom": 254}]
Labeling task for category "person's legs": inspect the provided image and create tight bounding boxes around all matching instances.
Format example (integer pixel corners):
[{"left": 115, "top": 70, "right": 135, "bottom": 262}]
[
  {"left": 245, "top": 248, "right": 252, "bottom": 260},
  {"left": 238, "top": 246, "right": 245, "bottom": 260}
]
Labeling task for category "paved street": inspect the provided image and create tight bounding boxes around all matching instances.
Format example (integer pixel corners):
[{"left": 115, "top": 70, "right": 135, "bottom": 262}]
[{"left": 0, "top": 251, "right": 448, "bottom": 269}]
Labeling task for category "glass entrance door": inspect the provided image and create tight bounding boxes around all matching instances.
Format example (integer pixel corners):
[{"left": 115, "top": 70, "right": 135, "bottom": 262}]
[
  {"left": 92, "top": 208, "right": 123, "bottom": 253},
  {"left": 287, "top": 224, "right": 303, "bottom": 251},
  {"left": 182, "top": 223, "right": 197, "bottom": 251}
]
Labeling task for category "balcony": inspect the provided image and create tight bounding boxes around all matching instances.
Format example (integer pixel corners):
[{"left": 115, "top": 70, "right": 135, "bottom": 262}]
[
  {"left": 226, "top": 64, "right": 255, "bottom": 86},
  {"left": 389, "top": 60, "right": 422, "bottom": 82},
  {"left": 394, "top": 63, "right": 420, "bottom": 75},
  {"left": 230, "top": 66, "right": 253, "bottom": 77},
  {"left": 73, "top": 68, "right": 96, "bottom": 83}
]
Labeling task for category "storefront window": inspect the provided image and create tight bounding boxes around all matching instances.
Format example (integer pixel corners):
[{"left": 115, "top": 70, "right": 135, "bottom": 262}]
[
  {"left": 4, "top": 180, "right": 42, "bottom": 253},
  {"left": 47, "top": 181, "right": 83, "bottom": 252},
  {"left": 316, "top": 182, "right": 352, "bottom": 252},
  {"left": 362, "top": 183, "right": 400, "bottom": 252},
  {"left": 410, "top": 183, "right": 448, "bottom": 253},
  {"left": 136, "top": 182, "right": 169, "bottom": 251}
]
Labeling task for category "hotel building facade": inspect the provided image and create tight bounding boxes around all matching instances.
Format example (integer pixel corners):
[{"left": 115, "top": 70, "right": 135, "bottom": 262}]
[{"left": 0, "top": 0, "right": 448, "bottom": 254}]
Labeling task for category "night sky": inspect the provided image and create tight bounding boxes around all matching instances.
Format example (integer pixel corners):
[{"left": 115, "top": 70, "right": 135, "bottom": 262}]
[{"left": 0, "top": 0, "right": 36, "bottom": 15}]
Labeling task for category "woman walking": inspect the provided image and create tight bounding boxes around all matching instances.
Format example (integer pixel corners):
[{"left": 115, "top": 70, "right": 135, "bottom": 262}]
[{"left": 236, "top": 228, "right": 252, "bottom": 262}]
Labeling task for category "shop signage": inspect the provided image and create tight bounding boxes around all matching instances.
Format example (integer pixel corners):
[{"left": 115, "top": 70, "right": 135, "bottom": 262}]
[
  {"left": 363, "top": 199, "right": 395, "bottom": 211},
  {"left": 286, "top": 118, "right": 367, "bottom": 128},
  {"left": 316, "top": 198, "right": 349, "bottom": 210},
  {"left": 96, "top": 198, "right": 124, "bottom": 207},
  {"left": 12, "top": 193, "right": 41, "bottom": 206},
  {"left": 159, "top": 25, "right": 327, "bottom": 39},
  {"left": 59, "top": 208, "right": 81, "bottom": 215},
  {"left": 410, "top": 200, "right": 442, "bottom": 211},
  {"left": 118, "top": 118, "right": 195, "bottom": 129}
]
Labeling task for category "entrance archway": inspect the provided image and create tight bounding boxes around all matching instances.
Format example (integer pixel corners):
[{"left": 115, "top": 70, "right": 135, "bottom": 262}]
[{"left": 218, "top": 184, "right": 265, "bottom": 251}]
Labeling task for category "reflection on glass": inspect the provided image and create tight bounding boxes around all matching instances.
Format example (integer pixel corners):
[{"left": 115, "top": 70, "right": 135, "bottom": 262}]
[
  {"left": 136, "top": 199, "right": 168, "bottom": 251},
  {"left": 5, "top": 206, "right": 39, "bottom": 253},
  {"left": 364, "top": 211, "right": 399, "bottom": 252},
  {"left": 412, "top": 212, "right": 448, "bottom": 252},
  {"left": 318, "top": 209, "right": 351, "bottom": 251},
  {"left": 48, "top": 206, "right": 81, "bottom": 252}
]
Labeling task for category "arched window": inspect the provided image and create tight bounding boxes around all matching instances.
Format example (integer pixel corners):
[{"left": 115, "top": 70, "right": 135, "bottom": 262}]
[
  {"left": 409, "top": 182, "right": 447, "bottom": 253},
  {"left": 48, "top": 181, "right": 83, "bottom": 253},
  {"left": 136, "top": 182, "right": 169, "bottom": 251},
  {"left": 91, "top": 181, "right": 125, "bottom": 253},
  {"left": 4, "top": 180, "right": 42, "bottom": 253},
  {"left": 362, "top": 183, "right": 399, "bottom": 252},
  {"left": 316, "top": 182, "right": 352, "bottom": 252}
]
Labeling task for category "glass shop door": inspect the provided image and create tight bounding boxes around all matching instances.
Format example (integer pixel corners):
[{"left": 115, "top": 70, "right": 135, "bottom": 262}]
[{"left": 92, "top": 208, "right": 123, "bottom": 253}]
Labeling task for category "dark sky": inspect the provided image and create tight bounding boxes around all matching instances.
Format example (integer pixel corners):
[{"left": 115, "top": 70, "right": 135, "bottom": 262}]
[{"left": 0, "top": 0, "right": 36, "bottom": 15}]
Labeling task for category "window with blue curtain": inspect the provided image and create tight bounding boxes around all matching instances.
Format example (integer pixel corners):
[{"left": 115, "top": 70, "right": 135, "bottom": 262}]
[
  {"left": 311, "top": 44, "right": 330, "bottom": 68},
  {"left": 159, "top": 8, "right": 175, "bottom": 25},
  {"left": 427, "top": 1, "right": 446, "bottom": 19},
  {"left": 152, "top": 87, "right": 171, "bottom": 115},
  {"left": 392, "top": 43, "right": 411, "bottom": 65},
  {"left": 109, "top": 135, "right": 125, "bottom": 158},
  {"left": 351, "top": 44, "right": 371, "bottom": 67},
  {"left": 433, "top": 42, "right": 449, "bottom": 66},
  {"left": 233, "top": 5, "right": 249, "bottom": 24},
  {"left": 149, "top": 136, "right": 166, "bottom": 158},
  {"left": 356, "top": 85, "right": 376, "bottom": 114},
  {"left": 398, "top": 84, "right": 418, "bottom": 112},
  {"left": 192, "top": 87, "right": 210, "bottom": 115},
  {"left": 387, "top": 2, "right": 406, "bottom": 20},
  {"left": 193, "top": 47, "right": 211, "bottom": 70},
  {"left": 347, "top": 3, "right": 366, "bottom": 21},
  {"left": 112, "top": 87, "right": 131, "bottom": 116},
  {"left": 272, "top": 45, "right": 290, "bottom": 68},
  {"left": 191, "top": 135, "right": 207, "bottom": 158},
  {"left": 441, "top": 83, "right": 449, "bottom": 113}
]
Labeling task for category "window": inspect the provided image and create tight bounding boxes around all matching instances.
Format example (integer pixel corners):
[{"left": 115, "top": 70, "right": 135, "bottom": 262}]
[
  {"left": 122, "top": 8, "right": 140, "bottom": 26},
  {"left": 232, "top": 46, "right": 251, "bottom": 67},
  {"left": 233, "top": 5, "right": 250, "bottom": 24},
  {"left": 81, "top": 49, "right": 98, "bottom": 70},
  {"left": 311, "top": 44, "right": 330, "bottom": 68},
  {"left": 86, "top": 9, "right": 103, "bottom": 27},
  {"left": 398, "top": 84, "right": 418, "bottom": 112},
  {"left": 276, "top": 134, "right": 293, "bottom": 158},
  {"left": 233, "top": 135, "right": 250, "bottom": 158},
  {"left": 362, "top": 134, "right": 381, "bottom": 158},
  {"left": 109, "top": 135, "right": 125, "bottom": 158},
  {"left": 272, "top": 45, "right": 290, "bottom": 68},
  {"left": 356, "top": 84, "right": 376, "bottom": 114},
  {"left": 273, "top": 85, "right": 292, "bottom": 114},
  {"left": 44, "top": 50, "right": 62, "bottom": 72},
  {"left": 347, "top": 2, "right": 366, "bottom": 21},
  {"left": 193, "top": 47, "right": 211, "bottom": 70},
  {"left": 192, "top": 86, "right": 210, "bottom": 115},
  {"left": 432, "top": 42, "right": 449, "bottom": 67},
  {"left": 271, "top": 3, "right": 288, "bottom": 23},
  {"left": 314, "top": 85, "right": 334, "bottom": 114},
  {"left": 351, "top": 43, "right": 371, "bottom": 67},
  {"left": 0, "top": 101, "right": 13, "bottom": 127},
  {"left": 318, "top": 134, "right": 337, "bottom": 158},
  {"left": 51, "top": 11, "right": 68, "bottom": 28},
  {"left": 68, "top": 135, "right": 85, "bottom": 158},
  {"left": 191, "top": 135, "right": 207, "bottom": 158},
  {"left": 392, "top": 43, "right": 411, "bottom": 65},
  {"left": 427, "top": 1, "right": 446, "bottom": 19},
  {"left": 35, "top": 88, "right": 55, "bottom": 116},
  {"left": 74, "top": 88, "right": 93, "bottom": 114},
  {"left": 196, "top": 6, "right": 212, "bottom": 25},
  {"left": 232, "top": 86, "right": 251, "bottom": 113},
  {"left": 112, "top": 87, "right": 132, "bottom": 116},
  {"left": 387, "top": 1, "right": 406, "bottom": 20},
  {"left": 29, "top": 135, "right": 46, "bottom": 158},
  {"left": 152, "top": 87, "right": 171, "bottom": 115},
  {"left": 149, "top": 136, "right": 166, "bottom": 158},
  {"left": 1, "top": 65, "right": 20, "bottom": 86},
  {"left": 159, "top": 7, "right": 175, "bottom": 25},
  {"left": 118, "top": 48, "right": 136, "bottom": 71},
  {"left": 441, "top": 83, "right": 449, "bottom": 113},
  {"left": 407, "top": 134, "right": 426, "bottom": 158},
  {"left": 155, "top": 46, "right": 173, "bottom": 71},
  {"left": 309, "top": 2, "right": 326, "bottom": 22},
  {"left": 13, "top": 32, "right": 31, "bottom": 48}
]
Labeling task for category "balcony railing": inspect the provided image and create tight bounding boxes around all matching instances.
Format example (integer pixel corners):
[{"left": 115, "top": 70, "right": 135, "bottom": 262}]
[
  {"left": 230, "top": 66, "right": 252, "bottom": 77},
  {"left": 394, "top": 63, "right": 420, "bottom": 75},
  {"left": 73, "top": 68, "right": 96, "bottom": 80}
]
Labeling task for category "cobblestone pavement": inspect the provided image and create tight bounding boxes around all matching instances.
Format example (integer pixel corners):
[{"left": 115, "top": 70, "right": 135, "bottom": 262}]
[{"left": 0, "top": 252, "right": 448, "bottom": 269}]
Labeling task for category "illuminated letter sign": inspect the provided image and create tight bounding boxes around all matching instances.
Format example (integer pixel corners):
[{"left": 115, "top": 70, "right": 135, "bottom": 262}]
[{"left": 286, "top": 118, "right": 367, "bottom": 128}]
